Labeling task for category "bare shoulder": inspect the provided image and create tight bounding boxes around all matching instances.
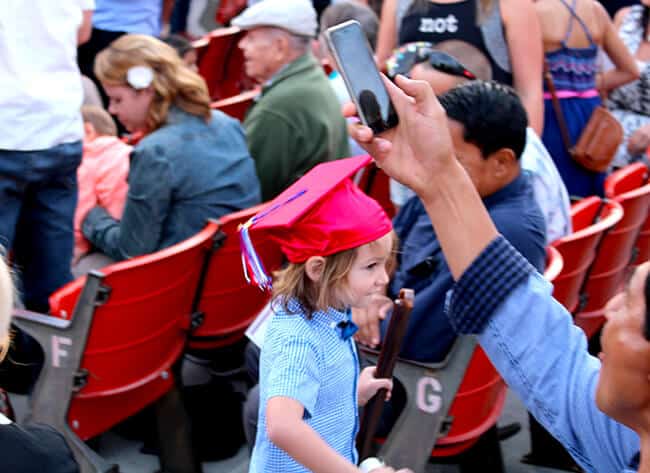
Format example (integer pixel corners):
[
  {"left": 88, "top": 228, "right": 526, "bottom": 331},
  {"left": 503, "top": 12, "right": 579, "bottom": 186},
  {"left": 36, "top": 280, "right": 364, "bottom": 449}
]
[
  {"left": 613, "top": 6, "right": 632, "bottom": 29},
  {"left": 591, "top": 0, "right": 613, "bottom": 25},
  {"left": 501, "top": 0, "right": 537, "bottom": 22},
  {"left": 528, "top": 0, "right": 557, "bottom": 23}
]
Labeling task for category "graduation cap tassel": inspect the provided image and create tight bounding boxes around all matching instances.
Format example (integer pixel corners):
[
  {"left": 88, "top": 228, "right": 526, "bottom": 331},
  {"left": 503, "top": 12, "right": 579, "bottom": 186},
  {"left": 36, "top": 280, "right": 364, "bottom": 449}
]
[
  {"left": 239, "top": 221, "right": 273, "bottom": 292},
  {"left": 238, "top": 189, "right": 308, "bottom": 292}
]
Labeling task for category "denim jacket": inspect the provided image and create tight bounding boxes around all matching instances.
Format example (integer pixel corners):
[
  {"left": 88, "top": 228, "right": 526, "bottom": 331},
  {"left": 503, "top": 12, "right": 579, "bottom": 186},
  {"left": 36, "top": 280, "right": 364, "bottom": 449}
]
[{"left": 83, "top": 107, "right": 261, "bottom": 260}]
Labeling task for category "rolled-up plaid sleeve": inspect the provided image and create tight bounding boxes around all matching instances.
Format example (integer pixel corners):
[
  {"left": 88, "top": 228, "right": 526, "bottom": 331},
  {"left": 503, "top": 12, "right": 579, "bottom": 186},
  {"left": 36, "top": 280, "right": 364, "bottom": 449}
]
[{"left": 445, "top": 235, "right": 536, "bottom": 334}]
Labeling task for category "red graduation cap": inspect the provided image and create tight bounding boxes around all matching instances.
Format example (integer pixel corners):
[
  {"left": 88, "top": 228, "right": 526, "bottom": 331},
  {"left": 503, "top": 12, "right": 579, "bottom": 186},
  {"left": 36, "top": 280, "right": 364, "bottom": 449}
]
[{"left": 239, "top": 155, "right": 393, "bottom": 290}]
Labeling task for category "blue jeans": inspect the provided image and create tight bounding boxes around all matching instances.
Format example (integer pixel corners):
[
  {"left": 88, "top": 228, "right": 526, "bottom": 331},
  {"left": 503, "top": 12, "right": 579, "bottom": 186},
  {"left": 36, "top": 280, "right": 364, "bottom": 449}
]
[{"left": 0, "top": 141, "right": 82, "bottom": 311}]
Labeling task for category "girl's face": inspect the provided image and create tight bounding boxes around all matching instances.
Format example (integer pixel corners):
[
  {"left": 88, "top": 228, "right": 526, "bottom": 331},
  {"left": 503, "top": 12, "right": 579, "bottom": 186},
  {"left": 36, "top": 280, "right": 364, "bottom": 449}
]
[
  {"left": 103, "top": 84, "right": 153, "bottom": 132},
  {"left": 336, "top": 232, "right": 393, "bottom": 309}
]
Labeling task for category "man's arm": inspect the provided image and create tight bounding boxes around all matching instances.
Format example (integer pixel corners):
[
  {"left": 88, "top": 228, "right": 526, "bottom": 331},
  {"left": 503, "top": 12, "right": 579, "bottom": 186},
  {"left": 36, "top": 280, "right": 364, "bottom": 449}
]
[
  {"left": 346, "top": 75, "right": 638, "bottom": 472},
  {"left": 449, "top": 239, "right": 639, "bottom": 471}
]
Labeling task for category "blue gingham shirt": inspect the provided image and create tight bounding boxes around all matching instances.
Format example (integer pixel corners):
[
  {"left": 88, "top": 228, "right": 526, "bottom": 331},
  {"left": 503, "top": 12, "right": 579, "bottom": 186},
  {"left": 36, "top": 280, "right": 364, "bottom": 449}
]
[
  {"left": 446, "top": 236, "right": 640, "bottom": 472},
  {"left": 249, "top": 300, "right": 359, "bottom": 472}
]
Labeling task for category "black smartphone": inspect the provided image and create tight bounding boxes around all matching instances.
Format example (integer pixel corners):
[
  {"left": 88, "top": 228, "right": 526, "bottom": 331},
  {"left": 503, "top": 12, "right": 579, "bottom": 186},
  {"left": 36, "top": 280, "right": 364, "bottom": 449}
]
[{"left": 325, "top": 20, "right": 399, "bottom": 134}]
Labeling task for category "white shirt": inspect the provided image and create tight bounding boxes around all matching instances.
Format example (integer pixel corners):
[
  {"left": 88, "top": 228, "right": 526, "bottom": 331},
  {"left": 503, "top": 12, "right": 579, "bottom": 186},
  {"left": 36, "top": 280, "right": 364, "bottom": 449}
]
[
  {"left": 0, "top": 0, "right": 94, "bottom": 150},
  {"left": 520, "top": 128, "right": 572, "bottom": 243}
]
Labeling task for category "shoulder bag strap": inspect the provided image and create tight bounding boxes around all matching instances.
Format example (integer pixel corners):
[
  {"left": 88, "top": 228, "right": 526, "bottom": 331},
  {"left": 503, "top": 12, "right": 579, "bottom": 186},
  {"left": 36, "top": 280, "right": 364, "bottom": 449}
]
[{"left": 544, "top": 59, "right": 574, "bottom": 154}]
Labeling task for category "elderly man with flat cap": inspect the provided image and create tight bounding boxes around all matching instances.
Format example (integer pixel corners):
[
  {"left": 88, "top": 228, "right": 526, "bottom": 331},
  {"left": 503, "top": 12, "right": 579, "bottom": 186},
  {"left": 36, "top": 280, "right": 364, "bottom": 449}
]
[{"left": 233, "top": 0, "right": 350, "bottom": 201}]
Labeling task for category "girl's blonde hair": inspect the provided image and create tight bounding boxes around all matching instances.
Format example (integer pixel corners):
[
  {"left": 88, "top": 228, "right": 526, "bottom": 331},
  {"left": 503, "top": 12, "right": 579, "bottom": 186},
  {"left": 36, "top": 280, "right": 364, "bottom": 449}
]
[
  {"left": 94, "top": 34, "right": 212, "bottom": 132},
  {"left": 0, "top": 256, "right": 13, "bottom": 363},
  {"left": 272, "top": 232, "right": 398, "bottom": 318}
]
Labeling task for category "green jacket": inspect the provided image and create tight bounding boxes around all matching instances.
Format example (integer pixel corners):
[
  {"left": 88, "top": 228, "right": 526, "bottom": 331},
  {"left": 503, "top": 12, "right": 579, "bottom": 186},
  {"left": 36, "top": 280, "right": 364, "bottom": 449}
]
[{"left": 243, "top": 53, "right": 350, "bottom": 201}]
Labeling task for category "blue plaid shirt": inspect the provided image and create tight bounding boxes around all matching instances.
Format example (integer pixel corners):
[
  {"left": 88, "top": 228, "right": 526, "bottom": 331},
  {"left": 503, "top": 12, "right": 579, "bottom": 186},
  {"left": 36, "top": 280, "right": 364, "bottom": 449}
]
[
  {"left": 249, "top": 300, "right": 360, "bottom": 472},
  {"left": 446, "top": 236, "right": 640, "bottom": 472}
]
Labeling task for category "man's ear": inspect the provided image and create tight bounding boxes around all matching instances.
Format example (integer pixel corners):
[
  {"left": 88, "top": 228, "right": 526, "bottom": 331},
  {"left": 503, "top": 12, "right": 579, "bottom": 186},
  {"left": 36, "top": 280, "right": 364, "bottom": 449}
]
[
  {"left": 305, "top": 256, "right": 326, "bottom": 283},
  {"left": 488, "top": 147, "right": 516, "bottom": 176}
]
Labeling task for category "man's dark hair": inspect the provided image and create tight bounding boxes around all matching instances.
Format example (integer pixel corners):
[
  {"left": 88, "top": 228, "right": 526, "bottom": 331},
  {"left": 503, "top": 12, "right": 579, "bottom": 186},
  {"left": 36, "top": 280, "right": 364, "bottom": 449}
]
[
  {"left": 438, "top": 80, "right": 528, "bottom": 159},
  {"left": 320, "top": 1, "right": 379, "bottom": 49}
]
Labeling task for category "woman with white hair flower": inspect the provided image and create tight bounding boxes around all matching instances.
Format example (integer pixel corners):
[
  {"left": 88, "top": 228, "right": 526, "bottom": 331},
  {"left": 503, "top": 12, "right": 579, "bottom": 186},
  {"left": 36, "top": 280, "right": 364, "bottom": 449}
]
[{"left": 81, "top": 34, "right": 261, "bottom": 264}]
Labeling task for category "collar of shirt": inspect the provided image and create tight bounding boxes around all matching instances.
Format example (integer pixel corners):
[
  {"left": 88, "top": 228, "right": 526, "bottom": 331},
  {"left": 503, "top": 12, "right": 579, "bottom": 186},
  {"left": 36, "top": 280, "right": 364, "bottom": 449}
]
[
  {"left": 482, "top": 171, "right": 527, "bottom": 209},
  {"left": 165, "top": 105, "right": 203, "bottom": 126},
  {"left": 285, "top": 298, "right": 357, "bottom": 339},
  {"left": 261, "top": 53, "right": 319, "bottom": 95}
]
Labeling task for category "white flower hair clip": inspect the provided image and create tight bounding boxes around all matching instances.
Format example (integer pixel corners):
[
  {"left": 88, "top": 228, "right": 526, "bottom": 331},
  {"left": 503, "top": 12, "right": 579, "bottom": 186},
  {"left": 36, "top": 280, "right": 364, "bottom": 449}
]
[{"left": 127, "top": 65, "right": 154, "bottom": 90}]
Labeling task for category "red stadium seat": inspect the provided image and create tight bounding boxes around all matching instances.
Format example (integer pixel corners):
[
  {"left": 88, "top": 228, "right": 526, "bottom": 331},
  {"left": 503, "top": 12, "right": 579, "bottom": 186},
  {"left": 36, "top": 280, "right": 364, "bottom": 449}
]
[
  {"left": 193, "top": 27, "right": 255, "bottom": 101},
  {"left": 215, "top": 0, "right": 247, "bottom": 25},
  {"left": 605, "top": 163, "right": 650, "bottom": 265},
  {"left": 364, "top": 247, "right": 566, "bottom": 471},
  {"left": 576, "top": 180, "right": 650, "bottom": 337},
  {"left": 550, "top": 197, "right": 623, "bottom": 315},
  {"left": 211, "top": 88, "right": 260, "bottom": 121},
  {"left": 544, "top": 246, "right": 564, "bottom": 283},
  {"left": 13, "top": 224, "right": 217, "bottom": 472},
  {"left": 428, "top": 246, "right": 564, "bottom": 461},
  {"left": 189, "top": 206, "right": 284, "bottom": 351},
  {"left": 356, "top": 158, "right": 396, "bottom": 218}
]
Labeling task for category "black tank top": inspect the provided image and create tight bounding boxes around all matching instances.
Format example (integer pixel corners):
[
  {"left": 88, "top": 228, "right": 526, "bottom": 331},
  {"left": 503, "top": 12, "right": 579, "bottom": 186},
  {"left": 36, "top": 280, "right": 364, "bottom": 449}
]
[{"left": 398, "top": 0, "right": 513, "bottom": 85}]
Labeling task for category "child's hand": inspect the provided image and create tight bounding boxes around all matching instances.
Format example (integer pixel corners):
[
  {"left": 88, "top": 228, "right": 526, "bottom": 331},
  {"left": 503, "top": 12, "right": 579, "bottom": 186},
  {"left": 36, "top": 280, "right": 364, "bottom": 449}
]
[{"left": 357, "top": 366, "right": 392, "bottom": 406}]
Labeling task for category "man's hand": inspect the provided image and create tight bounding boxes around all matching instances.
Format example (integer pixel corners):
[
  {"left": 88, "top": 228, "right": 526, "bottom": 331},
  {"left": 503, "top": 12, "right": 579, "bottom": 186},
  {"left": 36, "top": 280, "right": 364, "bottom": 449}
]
[
  {"left": 627, "top": 124, "right": 650, "bottom": 156},
  {"left": 352, "top": 295, "right": 392, "bottom": 348},
  {"left": 343, "top": 74, "right": 456, "bottom": 202}
]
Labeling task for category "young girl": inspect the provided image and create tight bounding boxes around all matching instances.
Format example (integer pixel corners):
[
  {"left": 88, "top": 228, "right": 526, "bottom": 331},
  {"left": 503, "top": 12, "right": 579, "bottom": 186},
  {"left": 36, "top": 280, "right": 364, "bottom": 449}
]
[{"left": 240, "top": 156, "right": 411, "bottom": 473}]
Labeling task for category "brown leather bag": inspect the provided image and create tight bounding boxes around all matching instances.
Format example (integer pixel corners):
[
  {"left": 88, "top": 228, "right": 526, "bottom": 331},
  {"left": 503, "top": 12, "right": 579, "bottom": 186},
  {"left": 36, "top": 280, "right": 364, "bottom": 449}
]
[{"left": 544, "top": 60, "right": 623, "bottom": 173}]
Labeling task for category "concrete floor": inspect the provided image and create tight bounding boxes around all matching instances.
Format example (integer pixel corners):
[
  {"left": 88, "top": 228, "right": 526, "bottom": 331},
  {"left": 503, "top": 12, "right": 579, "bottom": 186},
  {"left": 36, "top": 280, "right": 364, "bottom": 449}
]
[
  {"left": 11, "top": 393, "right": 560, "bottom": 473},
  {"left": 13, "top": 388, "right": 569, "bottom": 473}
]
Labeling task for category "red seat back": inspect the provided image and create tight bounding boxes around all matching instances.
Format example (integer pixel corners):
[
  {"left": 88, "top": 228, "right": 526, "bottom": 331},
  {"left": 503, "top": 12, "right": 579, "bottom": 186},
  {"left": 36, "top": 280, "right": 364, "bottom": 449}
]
[
  {"left": 356, "top": 158, "right": 396, "bottom": 218},
  {"left": 605, "top": 163, "right": 650, "bottom": 265},
  {"left": 576, "top": 185, "right": 650, "bottom": 337},
  {"left": 432, "top": 347, "right": 506, "bottom": 456},
  {"left": 189, "top": 206, "right": 284, "bottom": 350},
  {"left": 211, "top": 88, "right": 259, "bottom": 121},
  {"left": 551, "top": 197, "right": 623, "bottom": 314},
  {"left": 194, "top": 27, "right": 255, "bottom": 101},
  {"left": 215, "top": 0, "right": 247, "bottom": 25},
  {"left": 49, "top": 224, "right": 217, "bottom": 440},
  {"left": 544, "top": 246, "right": 564, "bottom": 283},
  {"left": 432, "top": 245, "right": 564, "bottom": 456},
  {"left": 605, "top": 162, "right": 648, "bottom": 196}
]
